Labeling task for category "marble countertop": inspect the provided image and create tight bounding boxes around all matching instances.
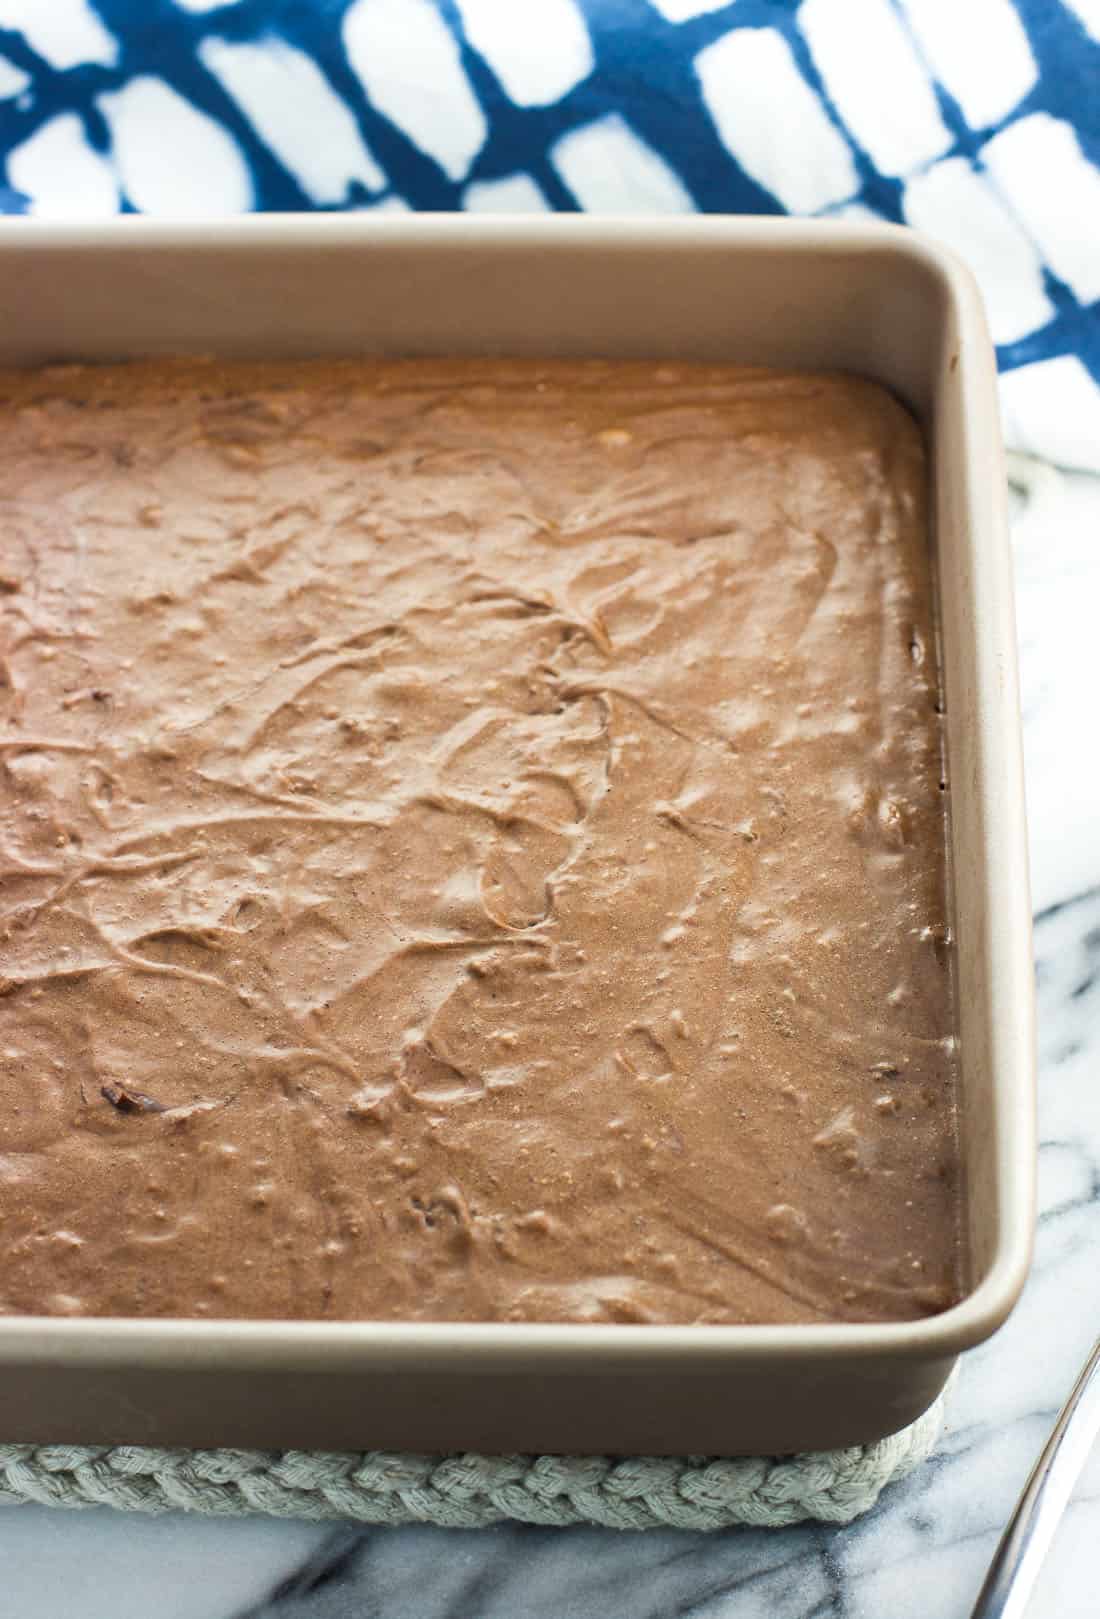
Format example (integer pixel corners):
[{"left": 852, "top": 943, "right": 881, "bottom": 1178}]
[{"left": 2, "top": 458, "right": 1097, "bottom": 1619}]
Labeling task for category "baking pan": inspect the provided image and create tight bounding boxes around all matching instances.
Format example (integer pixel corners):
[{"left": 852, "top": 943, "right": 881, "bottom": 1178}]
[{"left": 0, "top": 216, "right": 1034, "bottom": 1454}]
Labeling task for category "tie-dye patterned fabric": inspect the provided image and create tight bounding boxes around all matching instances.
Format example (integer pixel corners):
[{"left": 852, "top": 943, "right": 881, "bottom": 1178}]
[{"left": 0, "top": 0, "right": 1098, "bottom": 469}]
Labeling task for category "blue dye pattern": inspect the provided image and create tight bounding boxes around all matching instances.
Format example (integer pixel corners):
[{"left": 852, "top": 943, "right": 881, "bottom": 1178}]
[{"left": 0, "top": 0, "right": 1096, "bottom": 396}]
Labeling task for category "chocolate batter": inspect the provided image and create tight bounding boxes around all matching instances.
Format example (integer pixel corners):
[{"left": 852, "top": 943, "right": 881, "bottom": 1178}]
[{"left": 0, "top": 359, "right": 959, "bottom": 1324}]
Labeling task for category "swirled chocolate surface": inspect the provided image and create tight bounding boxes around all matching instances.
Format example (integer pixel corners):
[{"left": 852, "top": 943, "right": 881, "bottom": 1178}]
[{"left": 0, "top": 359, "right": 959, "bottom": 1323}]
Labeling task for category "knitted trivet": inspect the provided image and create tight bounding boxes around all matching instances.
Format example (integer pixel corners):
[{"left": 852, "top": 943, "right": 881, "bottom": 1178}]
[{"left": 0, "top": 1385, "right": 948, "bottom": 1530}]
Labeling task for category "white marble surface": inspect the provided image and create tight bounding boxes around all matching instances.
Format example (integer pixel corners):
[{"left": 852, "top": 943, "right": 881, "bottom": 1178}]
[{"left": 1, "top": 460, "right": 1097, "bottom": 1618}]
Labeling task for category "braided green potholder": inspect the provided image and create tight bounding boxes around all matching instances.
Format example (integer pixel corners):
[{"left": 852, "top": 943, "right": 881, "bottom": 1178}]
[{"left": 0, "top": 1383, "right": 948, "bottom": 1530}]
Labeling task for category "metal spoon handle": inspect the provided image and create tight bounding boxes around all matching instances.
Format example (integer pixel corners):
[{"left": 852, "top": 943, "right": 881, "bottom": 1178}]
[{"left": 971, "top": 1337, "right": 1100, "bottom": 1619}]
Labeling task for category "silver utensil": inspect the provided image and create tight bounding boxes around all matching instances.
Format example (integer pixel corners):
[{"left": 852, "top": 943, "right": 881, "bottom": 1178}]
[{"left": 971, "top": 1336, "right": 1100, "bottom": 1618}]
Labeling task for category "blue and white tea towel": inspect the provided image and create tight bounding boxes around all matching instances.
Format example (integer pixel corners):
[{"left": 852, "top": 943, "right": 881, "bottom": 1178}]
[{"left": 0, "top": 0, "right": 1097, "bottom": 470}]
